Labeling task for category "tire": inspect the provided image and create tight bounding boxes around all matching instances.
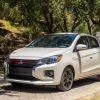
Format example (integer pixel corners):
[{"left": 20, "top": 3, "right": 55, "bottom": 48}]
[
  {"left": 57, "top": 67, "right": 73, "bottom": 91},
  {"left": 11, "top": 82, "right": 23, "bottom": 87},
  {"left": 97, "top": 75, "right": 100, "bottom": 81}
]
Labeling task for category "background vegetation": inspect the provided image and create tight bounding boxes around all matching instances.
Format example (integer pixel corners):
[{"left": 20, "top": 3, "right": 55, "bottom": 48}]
[{"left": 0, "top": 0, "right": 100, "bottom": 71}]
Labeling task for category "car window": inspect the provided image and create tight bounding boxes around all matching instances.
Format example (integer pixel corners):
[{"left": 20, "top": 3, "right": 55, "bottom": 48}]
[
  {"left": 77, "top": 36, "right": 89, "bottom": 49},
  {"left": 89, "top": 37, "right": 99, "bottom": 48}
]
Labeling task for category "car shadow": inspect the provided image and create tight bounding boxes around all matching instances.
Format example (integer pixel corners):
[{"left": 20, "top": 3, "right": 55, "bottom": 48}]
[
  {"left": 72, "top": 76, "right": 98, "bottom": 88},
  {"left": 1, "top": 76, "right": 99, "bottom": 96}
]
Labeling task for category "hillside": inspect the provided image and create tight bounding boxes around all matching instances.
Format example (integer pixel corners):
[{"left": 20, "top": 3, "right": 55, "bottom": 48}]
[{"left": 0, "top": 20, "right": 28, "bottom": 70}]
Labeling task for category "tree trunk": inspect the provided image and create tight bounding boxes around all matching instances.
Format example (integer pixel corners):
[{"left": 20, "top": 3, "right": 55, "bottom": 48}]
[
  {"left": 63, "top": 14, "right": 68, "bottom": 32},
  {"left": 87, "top": 20, "right": 94, "bottom": 35}
]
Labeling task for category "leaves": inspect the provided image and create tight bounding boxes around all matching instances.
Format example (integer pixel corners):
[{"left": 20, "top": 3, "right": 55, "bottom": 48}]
[{"left": 0, "top": 0, "right": 100, "bottom": 36}]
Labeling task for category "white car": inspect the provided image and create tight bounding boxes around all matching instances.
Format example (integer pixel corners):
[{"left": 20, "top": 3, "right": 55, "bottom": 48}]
[{"left": 4, "top": 32, "right": 100, "bottom": 91}]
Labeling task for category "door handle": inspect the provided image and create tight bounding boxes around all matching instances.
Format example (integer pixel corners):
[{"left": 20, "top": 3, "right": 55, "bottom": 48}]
[{"left": 90, "top": 55, "right": 92, "bottom": 59}]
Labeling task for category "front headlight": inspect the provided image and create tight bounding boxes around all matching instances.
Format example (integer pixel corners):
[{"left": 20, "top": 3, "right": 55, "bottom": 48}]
[
  {"left": 37, "top": 55, "right": 62, "bottom": 65},
  {"left": 5, "top": 55, "right": 10, "bottom": 63}
]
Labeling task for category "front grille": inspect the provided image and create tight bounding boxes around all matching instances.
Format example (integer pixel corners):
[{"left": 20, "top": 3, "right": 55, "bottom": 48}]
[
  {"left": 8, "top": 74, "right": 39, "bottom": 81},
  {"left": 8, "top": 59, "right": 38, "bottom": 77},
  {"left": 9, "top": 59, "right": 38, "bottom": 65}
]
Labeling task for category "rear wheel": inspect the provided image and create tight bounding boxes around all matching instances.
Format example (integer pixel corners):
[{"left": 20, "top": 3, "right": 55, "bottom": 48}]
[
  {"left": 11, "top": 82, "right": 23, "bottom": 87},
  {"left": 57, "top": 67, "right": 73, "bottom": 91}
]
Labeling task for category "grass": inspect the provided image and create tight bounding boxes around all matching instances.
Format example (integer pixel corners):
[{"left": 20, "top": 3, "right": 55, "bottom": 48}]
[
  {"left": 0, "top": 71, "right": 4, "bottom": 74},
  {"left": 0, "top": 20, "right": 27, "bottom": 38},
  {"left": 0, "top": 20, "right": 22, "bottom": 33},
  {"left": 84, "top": 96, "right": 100, "bottom": 100},
  {"left": 79, "top": 92, "right": 100, "bottom": 100},
  {"left": 90, "top": 96, "right": 100, "bottom": 100}
]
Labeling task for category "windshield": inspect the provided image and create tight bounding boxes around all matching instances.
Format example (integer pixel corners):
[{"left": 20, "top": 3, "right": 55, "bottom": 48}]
[{"left": 28, "top": 34, "right": 77, "bottom": 48}]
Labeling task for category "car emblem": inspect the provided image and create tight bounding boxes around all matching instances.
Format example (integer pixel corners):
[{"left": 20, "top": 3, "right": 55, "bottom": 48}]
[{"left": 18, "top": 60, "right": 23, "bottom": 64}]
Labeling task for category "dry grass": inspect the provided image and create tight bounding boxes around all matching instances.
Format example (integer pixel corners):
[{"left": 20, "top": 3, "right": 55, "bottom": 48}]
[
  {"left": 83, "top": 96, "right": 100, "bottom": 100},
  {"left": 0, "top": 19, "right": 27, "bottom": 42},
  {"left": 0, "top": 20, "right": 26, "bottom": 37},
  {"left": 78, "top": 92, "right": 100, "bottom": 100},
  {"left": 0, "top": 20, "right": 21, "bottom": 32},
  {"left": 0, "top": 20, "right": 27, "bottom": 72}
]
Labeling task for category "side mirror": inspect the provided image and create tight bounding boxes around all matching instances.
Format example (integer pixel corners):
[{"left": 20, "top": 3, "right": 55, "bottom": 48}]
[{"left": 77, "top": 44, "right": 87, "bottom": 51}]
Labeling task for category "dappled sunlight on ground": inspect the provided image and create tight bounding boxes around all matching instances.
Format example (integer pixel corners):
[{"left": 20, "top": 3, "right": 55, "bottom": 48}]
[{"left": 0, "top": 75, "right": 100, "bottom": 100}]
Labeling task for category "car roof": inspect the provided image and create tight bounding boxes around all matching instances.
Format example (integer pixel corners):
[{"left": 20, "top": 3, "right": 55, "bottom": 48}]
[
  {"left": 47, "top": 32, "right": 79, "bottom": 35},
  {"left": 47, "top": 32, "right": 92, "bottom": 36},
  {"left": 46, "top": 32, "right": 98, "bottom": 38},
  {"left": 79, "top": 33, "right": 97, "bottom": 38}
]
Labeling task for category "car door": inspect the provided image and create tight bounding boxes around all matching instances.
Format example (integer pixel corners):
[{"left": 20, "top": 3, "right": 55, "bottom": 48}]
[
  {"left": 88, "top": 36, "right": 100, "bottom": 74},
  {"left": 76, "top": 36, "right": 96, "bottom": 77}
]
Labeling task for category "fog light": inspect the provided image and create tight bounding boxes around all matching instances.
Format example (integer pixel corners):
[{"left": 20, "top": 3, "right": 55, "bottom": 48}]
[{"left": 45, "top": 70, "right": 54, "bottom": 78}]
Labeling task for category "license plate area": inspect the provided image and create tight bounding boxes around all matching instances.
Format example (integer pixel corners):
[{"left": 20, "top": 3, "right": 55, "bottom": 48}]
[{"left": 9, "top": 67, "right": 32, "bottom": 76}]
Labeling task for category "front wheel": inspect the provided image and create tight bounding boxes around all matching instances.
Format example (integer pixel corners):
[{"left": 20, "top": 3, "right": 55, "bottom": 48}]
[
  {"left": 57, "top": 67, "right": 73, "bottom": 91},
  {"left": 97, "top": 75, "right": 100, "bottom": 81}
]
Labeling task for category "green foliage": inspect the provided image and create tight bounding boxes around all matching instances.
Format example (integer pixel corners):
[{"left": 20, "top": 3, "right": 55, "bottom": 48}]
[
  {"left": 0, "top": 71, "right": 4, "bottom": 74},
  {"left": 75, "top": 21, "right": 89, "bottom": 34},
  {"left": 0, "top": 0, "right": 100, "bottom": 70},
  {"left": 0, "top": 0, "right": 100, "bottom": 38}
]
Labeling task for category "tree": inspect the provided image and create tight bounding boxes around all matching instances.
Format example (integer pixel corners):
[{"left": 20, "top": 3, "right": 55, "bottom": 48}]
[
  {"left": 80, "top": 0, "right": 100, "bottom": 35},
  {"left": 2, "top": 0, "right": 100, "bottom": 36}
]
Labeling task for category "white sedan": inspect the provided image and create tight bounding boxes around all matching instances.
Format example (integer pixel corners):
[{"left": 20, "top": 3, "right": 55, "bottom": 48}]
[{"left": 4, "top": 33, "right": 100, "bottom": 91}]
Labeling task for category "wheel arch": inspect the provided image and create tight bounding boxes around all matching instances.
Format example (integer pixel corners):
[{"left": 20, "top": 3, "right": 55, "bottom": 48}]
[{"left": 65, "top": 65, "right": 75, "bottom": 79}]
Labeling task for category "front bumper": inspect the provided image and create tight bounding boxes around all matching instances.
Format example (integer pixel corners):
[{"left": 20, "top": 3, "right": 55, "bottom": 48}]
[
  {"left": 6, "top": 78, "right": 54, "bottom": 85},
  {"left": 4, "top": 61, "right": 64, "bottom": 85}
]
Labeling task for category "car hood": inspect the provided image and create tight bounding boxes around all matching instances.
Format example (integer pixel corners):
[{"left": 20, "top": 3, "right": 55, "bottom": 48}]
[{"left": 10, "top": 47, "right": 67, "bottom": 59}]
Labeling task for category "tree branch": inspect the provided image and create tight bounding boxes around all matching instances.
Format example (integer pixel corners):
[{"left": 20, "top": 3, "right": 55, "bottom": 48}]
[
  {"left": 74, "top": 19, "right": 82, "bottom": 28},
  {"left": 63, "top": 13, "right": 68, "bottom": 32},
  {"left": 49, "top": 10, "right": 53, "bottom": 32},
  {"left": 54, "top": 24, "right": 60, "bottom": 32},
  {"left": 87, "top": 20, "right": 92, "bottom": 35},
  {"left": 42, "top": 7, "right": 49, "bottom": 27},
  {"left": 86, "top": 20, "right": 94, "bottom": 35},
  {"left": 35, "top": 19, "right": 47, "bottom": 26},
  {"left": 91, "top": 18, "right": 100, "bottom": 25},
  {"left": 71, "top": 16, "right": 79, "bottom": 32},
  {"left": 71, "top": 18, "right": 82, "bottom": 32}
]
